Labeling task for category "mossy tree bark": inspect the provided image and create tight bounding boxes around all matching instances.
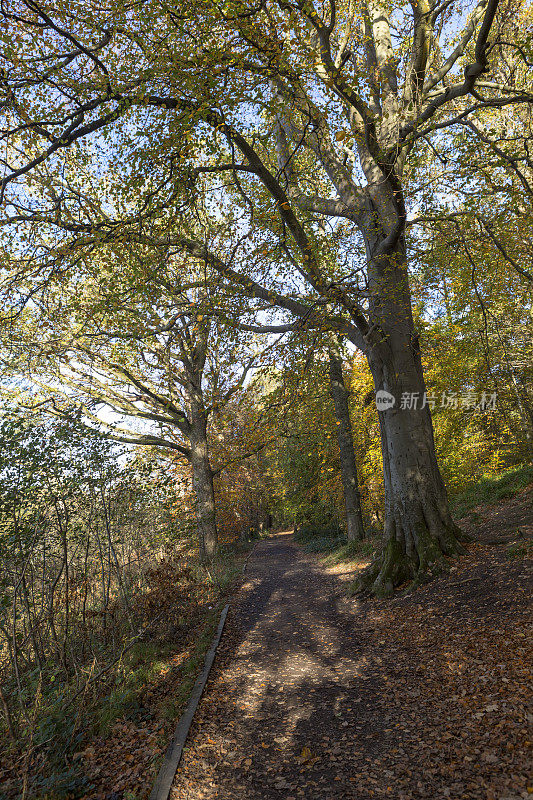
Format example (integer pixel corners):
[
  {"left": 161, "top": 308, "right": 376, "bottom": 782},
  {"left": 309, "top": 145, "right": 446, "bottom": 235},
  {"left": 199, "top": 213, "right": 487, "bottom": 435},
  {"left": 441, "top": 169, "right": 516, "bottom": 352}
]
[
  {"left": 356, "top": 237, "right": 466, "bottom": 596},
  {"left": 327, "top": 349, "right": 366, "bottom": 541},
  {"left": 187, "top": 371, "right": 218, "bottom": 561}
]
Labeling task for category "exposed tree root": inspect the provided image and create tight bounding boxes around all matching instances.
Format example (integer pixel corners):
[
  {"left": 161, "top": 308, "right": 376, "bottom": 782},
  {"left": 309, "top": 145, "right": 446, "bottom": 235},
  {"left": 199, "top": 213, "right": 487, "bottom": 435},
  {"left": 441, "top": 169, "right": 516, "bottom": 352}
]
[{"left": 353, "top": 522, "right": 468, "bottom": 598}]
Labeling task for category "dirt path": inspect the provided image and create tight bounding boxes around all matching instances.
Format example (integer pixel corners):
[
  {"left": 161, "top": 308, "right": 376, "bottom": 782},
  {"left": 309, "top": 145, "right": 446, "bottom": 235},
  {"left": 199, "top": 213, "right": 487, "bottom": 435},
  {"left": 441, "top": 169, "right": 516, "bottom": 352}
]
[{"left": 169, "top": 531, "right": 531, "bottom": 800}]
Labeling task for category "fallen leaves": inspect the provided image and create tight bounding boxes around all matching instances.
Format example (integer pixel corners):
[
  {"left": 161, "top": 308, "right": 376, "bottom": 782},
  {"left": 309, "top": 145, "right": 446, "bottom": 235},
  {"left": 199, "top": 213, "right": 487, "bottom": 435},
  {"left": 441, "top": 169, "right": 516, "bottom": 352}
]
[
  {"left": 168, "top": 513, "right": 532, "bottom": 800},
  {"left": 295, "top": 745, "right": 320, "bottom": 767}
]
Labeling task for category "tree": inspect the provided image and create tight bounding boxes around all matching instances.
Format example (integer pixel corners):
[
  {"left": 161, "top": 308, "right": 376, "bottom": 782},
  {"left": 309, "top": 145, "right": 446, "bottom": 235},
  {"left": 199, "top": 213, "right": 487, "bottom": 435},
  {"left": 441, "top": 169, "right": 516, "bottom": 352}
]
[
  {"left": 1, "top": 0, "right": 531, "bottom": 592},
  {"left": 327, "top": 344, "right": 366, "bottom": 540},
  {"left": 404, "top": 39, "right": 533, "bottom": 461},
  {"left": 2, "top": 247, "right": 259, "bottom": 559}
]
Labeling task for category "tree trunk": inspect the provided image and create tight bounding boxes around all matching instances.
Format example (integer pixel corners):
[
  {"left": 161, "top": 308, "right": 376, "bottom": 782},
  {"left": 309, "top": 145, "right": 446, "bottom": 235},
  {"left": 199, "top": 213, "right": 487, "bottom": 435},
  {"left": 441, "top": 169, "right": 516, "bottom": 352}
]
[
  {"left": 327, "top": 349, "right": 366, "bottom": 540},
  {"left": 355, "top": 236, "right": 466, "bottom": 596},
  {"left": 189, "top": 410, "right": 218, "bottom": 561}
]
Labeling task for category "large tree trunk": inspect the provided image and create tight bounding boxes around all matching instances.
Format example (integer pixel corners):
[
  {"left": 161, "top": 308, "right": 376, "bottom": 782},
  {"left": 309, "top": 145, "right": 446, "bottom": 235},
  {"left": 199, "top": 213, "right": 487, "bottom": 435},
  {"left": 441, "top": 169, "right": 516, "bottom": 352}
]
[
  {"left": 356, "top": 235, "right": 466, "bottom": 596},
  {"left": 327, "top": 349, "right": 366, "bottom": 540},
  {"left": 189, "top": 407, "right": 218, "bottom": 561}
]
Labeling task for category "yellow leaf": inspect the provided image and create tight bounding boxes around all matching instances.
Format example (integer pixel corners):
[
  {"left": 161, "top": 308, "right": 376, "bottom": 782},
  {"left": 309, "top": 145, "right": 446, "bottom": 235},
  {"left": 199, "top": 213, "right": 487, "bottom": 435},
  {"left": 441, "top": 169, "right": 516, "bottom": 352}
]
[{"left": 298, "top": 746, "right": 314, "bottom": 763}]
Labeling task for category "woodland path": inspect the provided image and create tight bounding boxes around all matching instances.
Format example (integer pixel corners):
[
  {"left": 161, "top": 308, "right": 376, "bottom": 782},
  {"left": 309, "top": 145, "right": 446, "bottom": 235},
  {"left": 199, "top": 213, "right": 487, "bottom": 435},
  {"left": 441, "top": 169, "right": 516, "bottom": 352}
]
[{"left": 169, "top": 530, "right": 531, "bottom": 800}]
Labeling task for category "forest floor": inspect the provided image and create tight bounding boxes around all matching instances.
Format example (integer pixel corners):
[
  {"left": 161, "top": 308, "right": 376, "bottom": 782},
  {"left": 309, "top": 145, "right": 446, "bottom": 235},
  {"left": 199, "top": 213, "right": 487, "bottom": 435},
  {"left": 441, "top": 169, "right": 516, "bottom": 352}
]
[
  {"left": 59, "top": 488, "right": 533, "bottom": 800},
  {"left": 9, "top": 546, "right": 253, "bottom": 800},
  {"left": 166, "top": 489, "right": 532, "bottom": 800}
]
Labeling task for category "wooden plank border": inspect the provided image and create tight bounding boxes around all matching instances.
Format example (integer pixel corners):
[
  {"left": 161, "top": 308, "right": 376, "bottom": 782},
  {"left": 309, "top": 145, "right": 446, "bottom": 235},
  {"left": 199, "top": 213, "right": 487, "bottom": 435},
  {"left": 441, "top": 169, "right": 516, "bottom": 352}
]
[{"left": 149, "top": 604, "right": 230, "bottom": 800}]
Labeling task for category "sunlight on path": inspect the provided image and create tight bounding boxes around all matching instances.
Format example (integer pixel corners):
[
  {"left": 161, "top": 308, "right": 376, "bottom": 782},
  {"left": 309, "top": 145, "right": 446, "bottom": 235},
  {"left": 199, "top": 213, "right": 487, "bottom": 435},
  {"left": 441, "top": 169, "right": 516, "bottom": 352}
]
[{"left": 170, "top": 533, "right": 380, "bottom": 800}]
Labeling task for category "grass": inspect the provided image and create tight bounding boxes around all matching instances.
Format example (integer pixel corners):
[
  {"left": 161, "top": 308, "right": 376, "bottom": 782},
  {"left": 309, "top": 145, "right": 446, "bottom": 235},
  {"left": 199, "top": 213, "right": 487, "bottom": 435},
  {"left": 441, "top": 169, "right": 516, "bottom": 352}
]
[
  {"left": 96, "top": 639, "right": 177, "bottom": 733},
  {"left": 320, "top": 538, "right": 378, "bottom": 565},
  {"left": 294, "top": 463, "right": 533, "bottom": 571},
  {"left": 201, "top": 541, "right": 250, "bottom": 593},
  {"left": 450, "top": 463, "right": 533, "bottom": 519},
  {"left": 15, "top": 607, "right": 229, "bottom": 799},
  {"left": 294, "top": 523, "right": 379, "bottom": 564},
  {"left": 158, "top": 606, "right": 222, "bottom": 722}
]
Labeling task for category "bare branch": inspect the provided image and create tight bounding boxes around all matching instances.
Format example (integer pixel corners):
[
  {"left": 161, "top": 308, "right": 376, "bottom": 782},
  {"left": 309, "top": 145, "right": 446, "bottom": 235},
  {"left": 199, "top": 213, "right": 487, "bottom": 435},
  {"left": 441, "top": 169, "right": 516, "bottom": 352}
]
[{"left": 401, "top": 0, "right": 501, "bottom": 142}]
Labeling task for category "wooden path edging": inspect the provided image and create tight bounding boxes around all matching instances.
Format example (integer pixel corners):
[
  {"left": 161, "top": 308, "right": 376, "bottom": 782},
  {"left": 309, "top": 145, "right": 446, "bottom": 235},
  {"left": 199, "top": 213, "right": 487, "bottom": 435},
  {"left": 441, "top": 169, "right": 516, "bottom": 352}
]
[{"left": 149, "top": 604, "right": 229, "bottom": 800}]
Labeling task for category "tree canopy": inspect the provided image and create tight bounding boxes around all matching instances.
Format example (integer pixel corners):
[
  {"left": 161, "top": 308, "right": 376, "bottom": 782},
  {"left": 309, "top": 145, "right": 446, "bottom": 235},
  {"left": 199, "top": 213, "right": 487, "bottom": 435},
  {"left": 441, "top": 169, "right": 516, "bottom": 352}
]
[{"left": 1, "top": 0, "right": 532, "bottom": 581}]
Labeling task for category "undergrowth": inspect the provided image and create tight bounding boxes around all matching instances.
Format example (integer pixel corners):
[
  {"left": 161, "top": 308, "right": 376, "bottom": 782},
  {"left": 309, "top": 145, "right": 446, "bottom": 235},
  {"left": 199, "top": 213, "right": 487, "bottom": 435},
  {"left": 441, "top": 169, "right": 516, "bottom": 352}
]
[
  {"left": 294, "top": 524, "right": 379, "bottom": 563},
  {"left": 451, "top": 463, "right": 533, "bottom": 518},
  {"left": 0, "top": 540, "right": 250, "bottom": 800}
]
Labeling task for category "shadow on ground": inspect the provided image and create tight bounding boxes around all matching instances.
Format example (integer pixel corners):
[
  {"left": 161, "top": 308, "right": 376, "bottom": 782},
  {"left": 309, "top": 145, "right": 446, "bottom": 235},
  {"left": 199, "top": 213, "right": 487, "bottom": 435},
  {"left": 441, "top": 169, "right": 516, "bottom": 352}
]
[{"left": 169, "top": 530, "right": 531, "bottom": 800}]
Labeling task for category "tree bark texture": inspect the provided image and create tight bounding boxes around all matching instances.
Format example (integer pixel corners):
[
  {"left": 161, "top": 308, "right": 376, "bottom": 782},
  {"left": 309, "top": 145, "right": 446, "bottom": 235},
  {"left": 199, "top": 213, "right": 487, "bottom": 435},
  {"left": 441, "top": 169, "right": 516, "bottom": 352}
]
[{"left": 327, "top": 349, "right": 366, "bottom": 541}]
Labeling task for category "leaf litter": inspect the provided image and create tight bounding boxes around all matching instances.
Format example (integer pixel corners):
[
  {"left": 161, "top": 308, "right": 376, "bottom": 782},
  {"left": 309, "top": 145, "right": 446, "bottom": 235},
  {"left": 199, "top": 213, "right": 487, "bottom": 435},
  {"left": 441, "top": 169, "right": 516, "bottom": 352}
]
[{"left": 168, "top": 493, "right": 532, "bottom": 800}]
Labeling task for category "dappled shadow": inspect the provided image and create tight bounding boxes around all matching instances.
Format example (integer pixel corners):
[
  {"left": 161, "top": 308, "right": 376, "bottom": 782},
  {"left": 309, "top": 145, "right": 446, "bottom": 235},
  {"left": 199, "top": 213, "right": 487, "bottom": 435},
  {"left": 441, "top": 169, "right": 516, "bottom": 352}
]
[
  {"left": 169, "top": 533, "right": 393, "bottom": 799},
  {"left": 169, "top": 528, "right": 532, "bottom": 800}
]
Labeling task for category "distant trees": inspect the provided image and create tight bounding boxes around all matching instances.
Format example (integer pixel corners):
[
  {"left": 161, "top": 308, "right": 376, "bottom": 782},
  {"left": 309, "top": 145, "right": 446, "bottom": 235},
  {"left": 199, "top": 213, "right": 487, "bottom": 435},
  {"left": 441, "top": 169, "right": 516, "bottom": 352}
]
[{"left": 253, "top": 336, "right": 361, "bottom": 533}]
